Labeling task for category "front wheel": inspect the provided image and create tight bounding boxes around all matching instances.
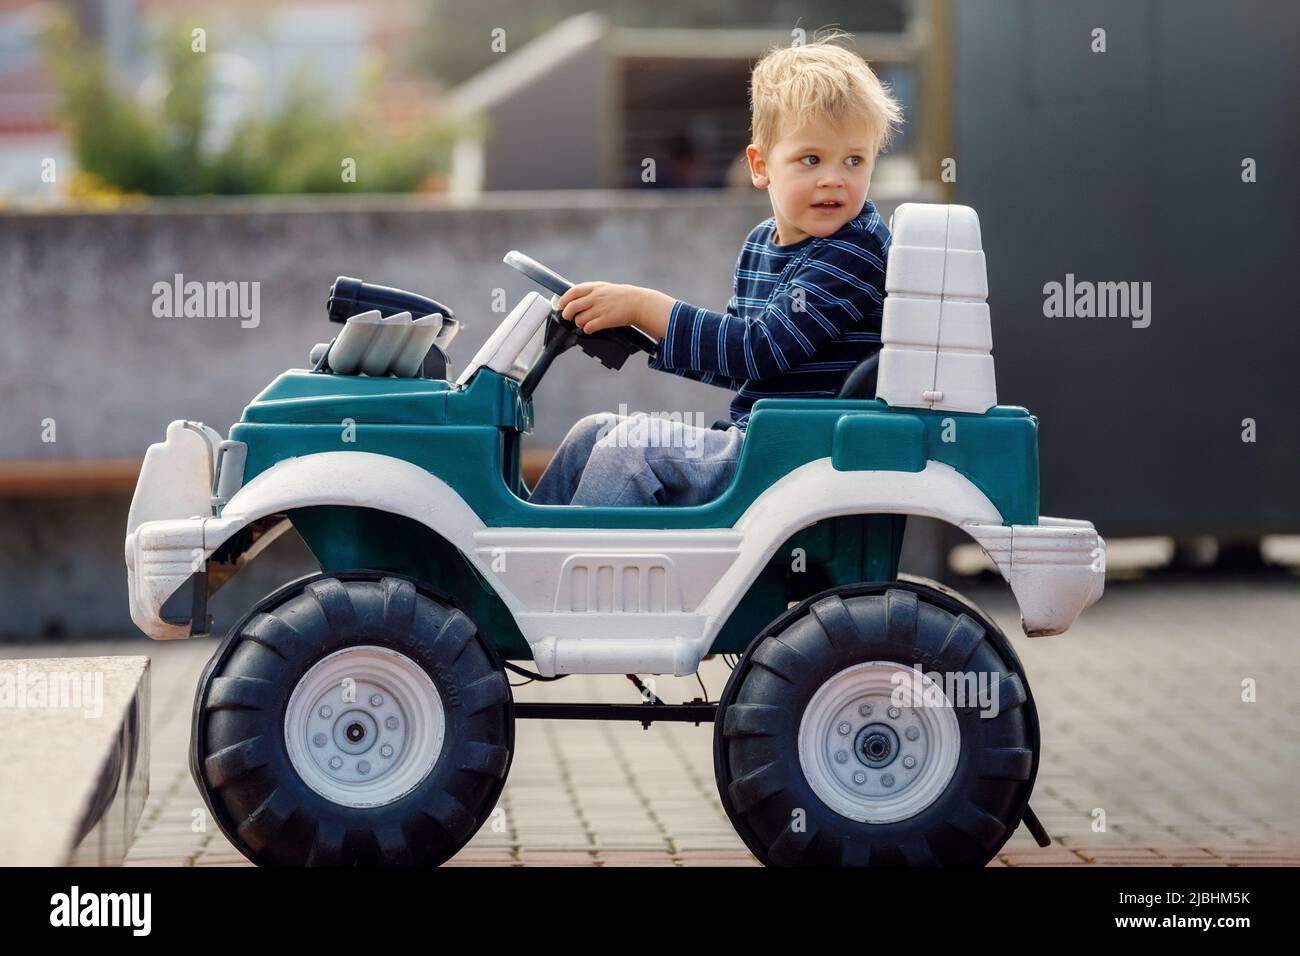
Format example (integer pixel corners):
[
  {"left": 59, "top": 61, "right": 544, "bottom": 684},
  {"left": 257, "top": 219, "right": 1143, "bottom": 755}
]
[
  {"left": 714, "top": 585, "right": 1038, "bottom": 866},
  {"left": 191, "top": 574, "right": 513, "bottom": 866}
]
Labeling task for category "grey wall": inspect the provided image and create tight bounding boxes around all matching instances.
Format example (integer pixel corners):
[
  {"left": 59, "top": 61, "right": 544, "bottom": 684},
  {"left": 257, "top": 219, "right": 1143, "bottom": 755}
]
[
  {"left": 479, "top": 42, "right": 613, "bottom": 190},
  {"left": 1, "top": 192, "right": 801, "bottom": 461},
  {"left": 953, "top": 0, "right": 1299, "bottom": 534}
]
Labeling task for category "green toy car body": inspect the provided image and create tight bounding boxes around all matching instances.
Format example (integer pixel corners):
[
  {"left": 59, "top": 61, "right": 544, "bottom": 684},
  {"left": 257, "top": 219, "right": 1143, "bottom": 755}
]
[{"left": 124, "top": 204, "right": 1104, "bottom": 867}]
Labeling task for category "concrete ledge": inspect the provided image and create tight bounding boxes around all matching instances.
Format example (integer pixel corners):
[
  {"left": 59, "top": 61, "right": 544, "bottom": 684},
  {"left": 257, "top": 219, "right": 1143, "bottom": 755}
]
[
  {"left": 0, "top": 656, "right": 150, "bottom": 865},
  {"left": 0, "top": 452, "right": 556, "bottom": 498},
  {"left": 0, "top": 460, "right": 141, "bottom": 497}
]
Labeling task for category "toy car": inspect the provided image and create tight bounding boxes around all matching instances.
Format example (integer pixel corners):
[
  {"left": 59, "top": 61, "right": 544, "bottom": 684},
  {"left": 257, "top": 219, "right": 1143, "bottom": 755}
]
[{"left": 124, "top": 203, "right": 1104, "bottom": 867}]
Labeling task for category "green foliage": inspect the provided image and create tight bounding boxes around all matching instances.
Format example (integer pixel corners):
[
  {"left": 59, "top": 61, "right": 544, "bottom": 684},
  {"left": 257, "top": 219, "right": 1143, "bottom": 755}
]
[{"left": 43, "top": 11, "right": 458, "bottom": 196}]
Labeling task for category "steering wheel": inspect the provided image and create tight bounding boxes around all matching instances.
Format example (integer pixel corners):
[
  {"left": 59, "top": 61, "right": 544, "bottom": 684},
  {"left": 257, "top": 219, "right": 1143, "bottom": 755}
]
[{"left": 503, "top": 251, "right": 661, "bottom": 364}]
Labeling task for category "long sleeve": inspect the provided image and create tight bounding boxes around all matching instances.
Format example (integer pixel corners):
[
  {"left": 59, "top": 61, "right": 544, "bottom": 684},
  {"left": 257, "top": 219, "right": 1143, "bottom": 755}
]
[
  {"left": 649, "top": 236, "right": 886, "bottom": 382},
  {"left": 648, "top": 293, "right": 745, "bottom": 390}
]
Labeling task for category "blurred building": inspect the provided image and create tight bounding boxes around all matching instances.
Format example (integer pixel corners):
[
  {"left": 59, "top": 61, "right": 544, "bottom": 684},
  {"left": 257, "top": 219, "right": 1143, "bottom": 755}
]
[
  {"left": 0, "top": 1, "right": 67, "bottom": 197},
  {"left": 444, "top": 11, "right": 932, "bottom": 196}
]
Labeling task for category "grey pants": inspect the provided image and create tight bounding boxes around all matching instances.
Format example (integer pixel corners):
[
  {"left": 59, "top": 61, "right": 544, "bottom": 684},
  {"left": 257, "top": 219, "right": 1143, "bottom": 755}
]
[{"left": 527, "top": 411, "right": 745, "bottom": 507}]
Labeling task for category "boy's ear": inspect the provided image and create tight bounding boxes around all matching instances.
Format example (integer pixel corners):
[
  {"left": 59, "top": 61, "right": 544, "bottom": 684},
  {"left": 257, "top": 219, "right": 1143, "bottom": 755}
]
[{"left": 746, "top": 144, "right": 769, "bottom": 189}]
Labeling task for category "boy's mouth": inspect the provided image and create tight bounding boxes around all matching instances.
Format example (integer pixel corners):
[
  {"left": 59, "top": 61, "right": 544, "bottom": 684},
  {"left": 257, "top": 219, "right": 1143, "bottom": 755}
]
[{"left": 811, "top": 200, "right": 844, "bottom": 210}]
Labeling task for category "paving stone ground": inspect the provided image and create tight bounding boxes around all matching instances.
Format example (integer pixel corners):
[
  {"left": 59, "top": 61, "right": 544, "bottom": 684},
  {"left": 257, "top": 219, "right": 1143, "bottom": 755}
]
[{"left": 6, "top": 574, "right": 1297, "bottom": 867}]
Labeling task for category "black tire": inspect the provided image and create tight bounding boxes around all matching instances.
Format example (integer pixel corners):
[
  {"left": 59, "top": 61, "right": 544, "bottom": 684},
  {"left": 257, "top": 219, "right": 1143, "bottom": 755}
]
[
  {"left": 191, "top": 573, "right": 513, "bottom": 866},
  {"left": 714, "top": 583, "right": 1038, "bottom": 867}
]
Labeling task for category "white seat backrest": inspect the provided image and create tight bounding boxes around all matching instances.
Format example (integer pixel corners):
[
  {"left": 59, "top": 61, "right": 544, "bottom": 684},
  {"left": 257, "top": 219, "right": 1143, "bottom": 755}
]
[{"left": 875, "top": 203, "right": 997, "bottom": 414}]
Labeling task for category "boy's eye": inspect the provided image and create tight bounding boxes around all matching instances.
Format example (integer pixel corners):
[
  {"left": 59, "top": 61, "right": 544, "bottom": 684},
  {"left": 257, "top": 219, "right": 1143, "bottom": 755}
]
[
  {"left": 799, "top": 155, "right": 820, "bottom": 167},
  {"left": 846, "top": 155, "right": 863, "bottom": 167}
]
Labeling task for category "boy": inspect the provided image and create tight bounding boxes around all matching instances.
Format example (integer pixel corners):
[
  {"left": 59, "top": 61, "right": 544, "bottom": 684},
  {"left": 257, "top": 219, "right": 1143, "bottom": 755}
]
[{"left": 528, "top": 35, "right": 902, "bottom": 507}]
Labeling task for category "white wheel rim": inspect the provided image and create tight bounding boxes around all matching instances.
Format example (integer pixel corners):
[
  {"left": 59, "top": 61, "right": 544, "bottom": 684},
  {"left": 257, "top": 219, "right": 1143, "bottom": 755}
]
[
  {"left": 797, "top": 661, "right": 960, "bottom": 824},
  {"left": 284, "top": 645, "right": 444, "bottom": 809}
]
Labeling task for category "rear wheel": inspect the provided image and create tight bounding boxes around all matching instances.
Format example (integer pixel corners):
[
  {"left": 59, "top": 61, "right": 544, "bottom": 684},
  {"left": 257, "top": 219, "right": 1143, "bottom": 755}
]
[
  {"left": 714, "top": 584, "right": 1038, "bottom": 866},
  {"left": 192, "top": 574, "right": 513, "bottom": 866}
]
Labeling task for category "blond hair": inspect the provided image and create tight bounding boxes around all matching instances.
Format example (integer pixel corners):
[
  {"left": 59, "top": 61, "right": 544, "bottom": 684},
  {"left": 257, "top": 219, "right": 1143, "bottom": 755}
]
[{"left": 750, "top": 30, "right": 903, "bottom": 156}]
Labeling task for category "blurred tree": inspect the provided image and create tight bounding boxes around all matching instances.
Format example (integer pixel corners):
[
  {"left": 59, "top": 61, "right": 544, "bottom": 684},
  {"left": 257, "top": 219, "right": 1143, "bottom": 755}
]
[
  {"left": 412, "top": 0, "right": 912, "bottom": 86},
  {"left": 43, "top": 9, "right": 464, "bottom": 196}
]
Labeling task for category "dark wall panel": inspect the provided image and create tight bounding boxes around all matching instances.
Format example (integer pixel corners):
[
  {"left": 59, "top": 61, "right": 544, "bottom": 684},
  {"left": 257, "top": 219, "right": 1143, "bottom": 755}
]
[{"left": 954, "top": 0, "right": 1298, "bottom": 535}]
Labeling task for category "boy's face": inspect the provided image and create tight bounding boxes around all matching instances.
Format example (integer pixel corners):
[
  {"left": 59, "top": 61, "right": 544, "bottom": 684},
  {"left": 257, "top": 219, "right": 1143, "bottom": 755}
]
[{"left": 747, "top": 114, "right": 876, "bottom": 246}]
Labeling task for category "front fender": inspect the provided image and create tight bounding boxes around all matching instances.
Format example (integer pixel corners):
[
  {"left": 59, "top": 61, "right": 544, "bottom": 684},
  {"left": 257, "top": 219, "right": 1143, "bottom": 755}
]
[
  {"left": 212, "top": 451, "right": 490, "bottom": 555},
  {"left": 127, "top": 451, "right": 512, "bottom": 640}
]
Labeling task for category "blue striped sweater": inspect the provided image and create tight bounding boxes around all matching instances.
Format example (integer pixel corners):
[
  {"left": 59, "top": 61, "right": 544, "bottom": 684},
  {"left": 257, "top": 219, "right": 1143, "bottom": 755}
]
[{"left": 648, "top": 198, "right": 891, "bottom": 430}]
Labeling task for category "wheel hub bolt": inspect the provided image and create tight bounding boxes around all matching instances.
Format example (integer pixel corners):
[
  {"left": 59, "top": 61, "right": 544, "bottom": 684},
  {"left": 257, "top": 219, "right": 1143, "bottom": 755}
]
[
  {"left": 313, "top": 733, "right": 327, "bottom": 748},
  {"left": 329, "top": 756, "right": 343, "bottom": 770},
  {"left": 881, "top": 773, "right": 895, "bottom": 788},
  {"left": 837, "top": 721, "right": 852, "bottom": 736},
  {"left": 887, "top": 706, "right": 901, "bottom": 719},
  {"left": 858, "top": 703, "right": 872, "bottom": 717},
  {"left": 358, "top": 760, "right": 371, "bottom": 775},
  {"left": 319, "top": 705, "right": 332, "bottom": 719},
  {"left": 380, "top": 744, "right": 394, "bottom": 758},
  {"left": 834, "top": 750, "right": 849, "bottom": 764},
  {"left": 905, "top": 726, "right": 920, "bottom": 741},
  {"left": 852, "top": 771, "right": 866, "bottom": 785},
  {"left": 385, "top": 716, "right": 399, "bottom": 730},
  {"left": 370, "top": 694, "right": 384, "bottom": 707},
  {"left": 903, "top": 755, "right": 917, "bottom": 769},
  {"left": 346, "top": 722, "right": 365, "bottom": 743}
]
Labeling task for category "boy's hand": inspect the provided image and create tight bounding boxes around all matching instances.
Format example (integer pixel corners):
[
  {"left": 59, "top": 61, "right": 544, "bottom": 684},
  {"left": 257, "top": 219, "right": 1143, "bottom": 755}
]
[{"left": 557, "top": 282, "right": 674, "bottom": 340}]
